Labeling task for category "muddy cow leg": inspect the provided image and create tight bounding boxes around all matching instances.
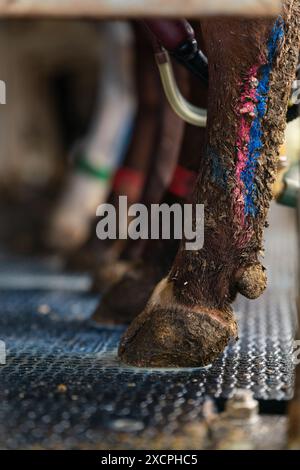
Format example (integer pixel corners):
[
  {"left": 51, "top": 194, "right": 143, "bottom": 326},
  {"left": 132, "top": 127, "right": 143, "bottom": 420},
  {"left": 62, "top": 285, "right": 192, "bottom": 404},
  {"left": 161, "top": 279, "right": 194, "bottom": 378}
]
[
  {"left": 119, "top": 2, "right": 300, "bottom": 368},
  {"left": 92, "top": 71, "right": 206, "bottom": 324}
]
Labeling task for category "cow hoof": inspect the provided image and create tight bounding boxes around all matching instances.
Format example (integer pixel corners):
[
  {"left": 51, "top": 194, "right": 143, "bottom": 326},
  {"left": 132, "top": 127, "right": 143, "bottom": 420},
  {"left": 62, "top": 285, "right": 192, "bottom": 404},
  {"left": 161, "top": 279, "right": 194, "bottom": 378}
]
[
  {"left": 92, "top": 260, "right": 136, "bottom": 294},
  {"left": 236, "top": 263, "right": 267, "bottom": 299},
  {"left": 92, "top": 264, "right": 158, "bottom": 324},
  {"left": 118, "top": 278, "right": 238, "bottom": 368}
]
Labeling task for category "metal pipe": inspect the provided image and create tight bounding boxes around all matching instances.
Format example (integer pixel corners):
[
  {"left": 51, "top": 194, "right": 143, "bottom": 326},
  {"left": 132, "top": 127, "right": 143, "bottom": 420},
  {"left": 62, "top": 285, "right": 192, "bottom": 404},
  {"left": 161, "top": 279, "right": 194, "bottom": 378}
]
[
  {"left": 0, "top": 0, "right": 282, "bottom": 19},
  {"left": 144, "top": 19, "right": 208, "bottom": 85},
  {"left": 155, "top": 50, "right": 207, "bottom": 127}
]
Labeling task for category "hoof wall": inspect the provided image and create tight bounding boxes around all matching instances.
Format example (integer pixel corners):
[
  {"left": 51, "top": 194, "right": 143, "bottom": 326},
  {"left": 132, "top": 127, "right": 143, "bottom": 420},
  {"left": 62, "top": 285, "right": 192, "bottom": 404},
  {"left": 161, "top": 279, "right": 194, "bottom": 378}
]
[{"left": 118, "top": 304, "right": 238, "bottom": 368}]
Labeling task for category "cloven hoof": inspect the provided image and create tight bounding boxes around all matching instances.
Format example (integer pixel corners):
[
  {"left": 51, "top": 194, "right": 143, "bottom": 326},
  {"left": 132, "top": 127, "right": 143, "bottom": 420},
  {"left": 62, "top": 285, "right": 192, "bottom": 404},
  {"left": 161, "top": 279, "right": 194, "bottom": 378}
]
[{"left": 118, "top": 279, "right": 238, "bottom": 368}]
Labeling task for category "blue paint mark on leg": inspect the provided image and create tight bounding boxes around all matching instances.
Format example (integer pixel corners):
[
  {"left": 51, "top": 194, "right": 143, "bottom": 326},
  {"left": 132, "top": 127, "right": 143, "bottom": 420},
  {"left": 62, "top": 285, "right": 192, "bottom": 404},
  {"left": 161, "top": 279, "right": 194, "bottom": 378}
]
[
  {"left": 207, "top": 146, "right": 228, "bottom": 189},
  {"left": 241, "top": 16, "right": 285, "bottom": 218}
]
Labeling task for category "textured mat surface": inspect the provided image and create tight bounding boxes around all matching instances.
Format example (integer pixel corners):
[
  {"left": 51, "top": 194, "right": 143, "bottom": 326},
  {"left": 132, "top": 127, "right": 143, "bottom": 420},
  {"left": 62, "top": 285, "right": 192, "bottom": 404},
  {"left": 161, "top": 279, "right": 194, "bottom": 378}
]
[{"left": 0, "top": 204, "right": 298, "bottom": 449}]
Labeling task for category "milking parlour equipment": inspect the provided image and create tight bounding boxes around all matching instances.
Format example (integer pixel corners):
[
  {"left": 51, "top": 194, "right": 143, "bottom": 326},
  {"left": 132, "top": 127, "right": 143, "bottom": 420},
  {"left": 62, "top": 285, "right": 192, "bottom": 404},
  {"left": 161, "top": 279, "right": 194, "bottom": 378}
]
[
  {"left": 0, "top": 0, "right": 299, "bottom": 452},
  {"left": 144, "top": 19, "right": 300, "bottom": 208}
]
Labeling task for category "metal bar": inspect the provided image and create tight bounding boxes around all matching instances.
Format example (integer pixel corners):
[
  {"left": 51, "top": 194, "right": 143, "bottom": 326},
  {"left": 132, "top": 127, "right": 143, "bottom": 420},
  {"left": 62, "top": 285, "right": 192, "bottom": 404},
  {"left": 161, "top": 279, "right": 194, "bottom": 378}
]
[
  {"left": 0, "top": 0, "right": 281, "bottom": 19},
  {"left": 0, "top": 273, "right": 92, "bottom": 291}
]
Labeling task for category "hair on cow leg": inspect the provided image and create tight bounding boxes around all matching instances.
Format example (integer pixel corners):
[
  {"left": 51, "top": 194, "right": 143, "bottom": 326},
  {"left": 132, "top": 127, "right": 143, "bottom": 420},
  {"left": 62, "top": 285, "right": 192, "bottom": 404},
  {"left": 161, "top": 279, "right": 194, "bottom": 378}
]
[{"left": 119, "top": 1, "right": 300, "bottom": 367}]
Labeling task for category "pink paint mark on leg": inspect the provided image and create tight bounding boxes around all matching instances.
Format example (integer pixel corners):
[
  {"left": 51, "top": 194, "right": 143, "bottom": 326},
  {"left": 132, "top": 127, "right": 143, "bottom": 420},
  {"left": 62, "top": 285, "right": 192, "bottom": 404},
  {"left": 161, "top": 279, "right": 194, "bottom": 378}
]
[{"left": 233, "top": 63, "right": 262, "bottom": 246}]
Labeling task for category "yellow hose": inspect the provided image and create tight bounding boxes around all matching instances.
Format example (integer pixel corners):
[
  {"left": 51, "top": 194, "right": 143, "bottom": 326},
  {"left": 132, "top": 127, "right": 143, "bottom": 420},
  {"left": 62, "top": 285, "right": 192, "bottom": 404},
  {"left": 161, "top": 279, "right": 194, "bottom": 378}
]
[{"left": 155, "top": 50, "right": 207, "bottom": 127}]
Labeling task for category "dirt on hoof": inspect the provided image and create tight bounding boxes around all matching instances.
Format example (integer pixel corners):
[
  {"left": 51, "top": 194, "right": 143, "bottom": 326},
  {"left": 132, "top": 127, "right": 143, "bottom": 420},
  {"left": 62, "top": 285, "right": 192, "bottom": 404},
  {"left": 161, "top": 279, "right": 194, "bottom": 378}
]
[
  {"left": 235, "top": 263, "right": 267, "bottom": 299},
  {"left": 92, "top": 264, "right": 160, "bottom": 324},
  {"left": 118, "top": 286, "right": 238, "bottom": 368}
]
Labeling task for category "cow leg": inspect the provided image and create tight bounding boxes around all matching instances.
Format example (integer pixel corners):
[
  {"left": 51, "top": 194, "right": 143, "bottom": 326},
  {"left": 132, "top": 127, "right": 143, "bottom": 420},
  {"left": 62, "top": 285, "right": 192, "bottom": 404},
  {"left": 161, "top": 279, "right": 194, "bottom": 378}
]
[
  {"left": 92, "top": 71, "right": 206, "bottom": 324},
  {"left": 92, "top": 59, "right": 189, "bottom": 293},
  {"left": 119, "top": 1, "right": 300, "bottom": 367},
  {"left": 64, "top": 22, "right": 162, "bottom": 268}
]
